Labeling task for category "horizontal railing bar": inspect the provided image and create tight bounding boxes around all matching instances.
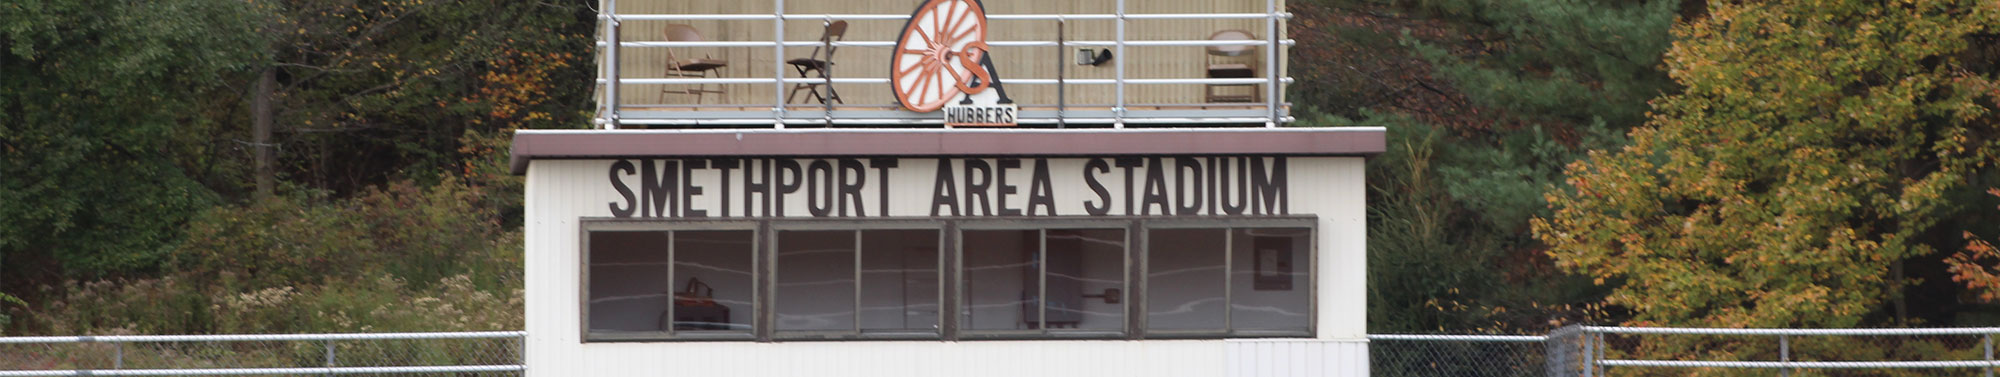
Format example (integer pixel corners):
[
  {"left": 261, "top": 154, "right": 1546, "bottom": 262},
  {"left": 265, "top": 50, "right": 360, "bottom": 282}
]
[
  {"left": 605, "top": 13, "right": 1293, "bottom": 21},
  {"left": 1368, "top": 334, "right": 1548, "bottom": 342},
  {"left": 611, "top": 78, "right": 1291, "bottom": 85},
  {"left": 608, "top": 39, "right": 1292, "bottom": 48},
  {"left": 610, "top": 14, "right": 780, "bottom": 20},
  {"left": 1599, "top": 360, "right": 2000, "bottom": 369},
  {"left": 0, "top": 365, "right": 525, "bottom": 377},
  {"left": 609, "top": 116, "right": 1293, "bottom": 126},
  {"left": 0, "top": 331, "right": 525, "bottom": 344},
  {"left": 618, "top": 102, "right": 1289, "bottom": 109},
  {"left": 1582, "top": 326, "right": 2000, "bottom": 336}
]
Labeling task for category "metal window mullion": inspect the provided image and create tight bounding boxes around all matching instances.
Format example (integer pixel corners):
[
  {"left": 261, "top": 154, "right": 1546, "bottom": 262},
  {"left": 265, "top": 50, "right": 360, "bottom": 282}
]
[
  {"left": 943, "top": 221, "right": 961, "bottom": 341},
  {"left": 1222, "top": 228, "right": 1233, "bottom": 333},
  {"left": 1037, "top": 229, "right": 1048, "bottom": 333},
  {"left": 756, "top": 223, "right": 773, "bottom": 341},
  {"left": 772, "top": 0, "right": 787, "bottom": 128},
  {"left": 853, "top": 229, "right": 863, "bottom": 334},
  {"left": 666, "top": 231, "right": 676, "bottom": 336},
  {"left": 1128, "top": 220, "right": 1144, "bottom": 340}
]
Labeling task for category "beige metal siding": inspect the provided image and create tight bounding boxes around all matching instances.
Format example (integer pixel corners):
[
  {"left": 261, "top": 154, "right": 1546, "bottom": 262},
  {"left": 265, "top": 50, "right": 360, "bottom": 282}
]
[{"left": 605, "top": 0, "right": 1286, "bottom": 109}]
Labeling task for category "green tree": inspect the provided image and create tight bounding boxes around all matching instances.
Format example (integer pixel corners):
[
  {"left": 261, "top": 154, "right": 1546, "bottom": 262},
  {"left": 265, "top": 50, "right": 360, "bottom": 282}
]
[
  {"left": 0, "top": 0, "right": 269, "bottom": 287},
  {"left": 1534, "top": 0, "right": 2000, "bottom": 329},
  {"left": 1295, "top": 0, "right": 1683, "bottom": 332},
  {"left": 244, "top": 0, "right": 594, "bottom": 197}
]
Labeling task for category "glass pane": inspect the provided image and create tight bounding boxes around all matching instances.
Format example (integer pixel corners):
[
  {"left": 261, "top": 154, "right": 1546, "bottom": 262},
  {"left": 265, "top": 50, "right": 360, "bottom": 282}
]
[
  {"left": 1231, "top": 227, "right": 1311, "bottom": 332},
  {"left": 672, "top": 230, "right": 756, "bottom": 333},
  {"left": 860, "top": 229, "right": 941, "bottom": 333},
  {"left": 962, "top": 229, "right": 1040, "bottom": 331},
  {"left": 1147, "top": 228, "right": 1228, "bottom": 331},
  {"left": 588, "top": 231, "right": 672, "bottom": 334},
  {"left": 1045, "top": 229, "right": 1125, "bottom": 331},
  {"left": 776, "top": 230, "right": 856, "bottom": 332}
]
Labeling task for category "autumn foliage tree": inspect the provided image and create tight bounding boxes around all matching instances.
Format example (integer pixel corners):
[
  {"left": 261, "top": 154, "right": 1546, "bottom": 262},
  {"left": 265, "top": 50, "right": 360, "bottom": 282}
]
[{"left": 1534, "top": 0, "right": 2000, "bottom": 330}]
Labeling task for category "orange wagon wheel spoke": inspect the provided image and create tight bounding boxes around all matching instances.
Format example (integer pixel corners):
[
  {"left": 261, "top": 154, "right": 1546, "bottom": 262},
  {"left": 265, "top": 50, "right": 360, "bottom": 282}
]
[{"left": 890, "top": 0, "right": 988, "bottom": 113}]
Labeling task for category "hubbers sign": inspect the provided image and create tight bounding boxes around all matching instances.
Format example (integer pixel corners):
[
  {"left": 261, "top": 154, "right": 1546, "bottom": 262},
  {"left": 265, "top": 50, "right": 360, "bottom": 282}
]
[{"left": 890, "top": 0, "right": 1017, "bottom": 126}]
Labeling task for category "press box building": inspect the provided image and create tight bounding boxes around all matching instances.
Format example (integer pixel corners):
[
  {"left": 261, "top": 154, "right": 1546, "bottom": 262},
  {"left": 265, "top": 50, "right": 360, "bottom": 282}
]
[{"left": 509, "top": 0, "right": 1386, "bottom": 374}]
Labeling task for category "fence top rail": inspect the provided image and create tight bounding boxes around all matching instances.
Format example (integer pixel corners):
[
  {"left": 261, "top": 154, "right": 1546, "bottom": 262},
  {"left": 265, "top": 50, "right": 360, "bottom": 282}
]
[
  {"left": 1580, "top": 326, "right": 2000, "bottom": 336},
  {"left": 1599, "top": 359, "right": 2000, "bottom": 369},
  {"left": 0, "top": 365, "right": 526, "bottom": 377},
  {"left": 0, "top": 330, "right": 525, "bottom": 344},
  {"left": 1368, "top": 334, "right": 1548, "bottom": 342}
]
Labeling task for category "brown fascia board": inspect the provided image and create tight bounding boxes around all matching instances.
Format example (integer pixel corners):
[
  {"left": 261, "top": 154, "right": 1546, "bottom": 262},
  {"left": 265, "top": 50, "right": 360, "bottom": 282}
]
[{"left": 508, "top": 128, "right": 1387, "bottom": 175}]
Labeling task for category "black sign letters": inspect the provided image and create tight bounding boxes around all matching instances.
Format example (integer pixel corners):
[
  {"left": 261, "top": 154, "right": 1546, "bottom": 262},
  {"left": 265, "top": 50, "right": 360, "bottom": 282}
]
[{"left": 607, "top": 157, "right": 1290, "bottom": 218}]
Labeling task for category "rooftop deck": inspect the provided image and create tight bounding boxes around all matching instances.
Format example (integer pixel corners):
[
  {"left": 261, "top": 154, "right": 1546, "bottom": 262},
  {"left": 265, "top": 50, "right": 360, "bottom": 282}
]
[{"left": 595, "top": 0, "right": 1294, "bottom": 128}]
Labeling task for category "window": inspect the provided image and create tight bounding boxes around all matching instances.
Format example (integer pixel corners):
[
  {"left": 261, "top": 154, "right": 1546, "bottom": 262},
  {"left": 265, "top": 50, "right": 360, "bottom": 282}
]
[
  {"left": 775, "top": 228, "right": 942, "bottom": 338},
  {"left": 586, "top": 226, "right": 756, "bottom": 340},
  {"left": 1144, "top": 226, "right": 1312, "bottom": 337},
  {"left": 960, "top": 227, "right": 1127, "bottom": 338},
  {"left": 581, "top": 218, "right": 1310, "bottom": 342}
]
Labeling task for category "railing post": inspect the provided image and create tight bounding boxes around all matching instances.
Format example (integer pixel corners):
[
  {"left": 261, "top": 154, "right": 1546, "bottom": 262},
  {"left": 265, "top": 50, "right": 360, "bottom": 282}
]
[
  {"left": 113, "top": 341, "right": 123, "bottom": 370},
  {"left": 1112, "top": 0, "right": 1126, "bottom": 128},
  {"left": 519, "top": 333, "right": 530, "bottom": 377},
  {"left": 772, "top": 0, "right": 787, "bottom": 128},
  {"left": 605, "top": 0, "right": 621, "bottom": 129},
  {"left": 823, "top": 17, "right": 834, "bottom": 128},
  {"left": 1779, "top": 334, "right": 1791, "bottom": 377},
  {"left": 1264, "top": 0, "right": 1279, "bottom": 127},
  {"left": 1056, "top": 17, "right": 1066, "bottom": 129}
]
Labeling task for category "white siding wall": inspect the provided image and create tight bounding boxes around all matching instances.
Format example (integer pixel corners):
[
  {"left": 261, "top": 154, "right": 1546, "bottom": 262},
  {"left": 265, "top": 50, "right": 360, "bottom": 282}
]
[{"left": 525, "top": 157, "right": 1366, "bottom": 377}]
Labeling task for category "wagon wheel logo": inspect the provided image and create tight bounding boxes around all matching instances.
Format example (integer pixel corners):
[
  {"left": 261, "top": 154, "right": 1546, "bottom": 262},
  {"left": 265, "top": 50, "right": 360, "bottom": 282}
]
[{"left": 891, "top": 0, "right": 1013, "bottom": 113}]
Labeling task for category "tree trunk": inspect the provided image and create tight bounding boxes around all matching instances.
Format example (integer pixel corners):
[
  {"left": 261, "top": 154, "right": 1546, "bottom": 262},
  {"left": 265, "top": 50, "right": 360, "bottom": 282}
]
[
  {"left": 1892, "top": 259, "right": 1908, "bottom": 326},
  {"left": 252, "top": 66, "right": 275, "bottom": 199}
]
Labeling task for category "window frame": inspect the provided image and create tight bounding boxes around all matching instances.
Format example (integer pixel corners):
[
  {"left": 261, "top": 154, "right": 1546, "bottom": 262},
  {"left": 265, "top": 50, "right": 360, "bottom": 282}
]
[
  {"left": 578, "top": 216, "right": 1315, "bottom": 343},
  {"left": 1141, "top": 218, "right": 1318, "bottom": 339},
  {"left": 955, "top": 219, "right": 1133, "bottom": 340},
  {"left": 768, "top": 219, "right": 948, "bottom": 341},
  {"left": 580, "top": 219, "right": 762, "bottom": 342}
]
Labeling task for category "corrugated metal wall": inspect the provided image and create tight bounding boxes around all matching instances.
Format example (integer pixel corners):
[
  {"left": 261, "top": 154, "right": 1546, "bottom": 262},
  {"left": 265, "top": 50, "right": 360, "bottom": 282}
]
[{"left": 525, "top": 157, "right": 1365, "bottom": 376}]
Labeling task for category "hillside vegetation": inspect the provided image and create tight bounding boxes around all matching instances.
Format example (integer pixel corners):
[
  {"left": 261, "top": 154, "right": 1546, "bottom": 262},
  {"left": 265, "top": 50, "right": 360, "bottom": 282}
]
[{"left": 3, "top": 0, "right": 2000, "bottom": 350}]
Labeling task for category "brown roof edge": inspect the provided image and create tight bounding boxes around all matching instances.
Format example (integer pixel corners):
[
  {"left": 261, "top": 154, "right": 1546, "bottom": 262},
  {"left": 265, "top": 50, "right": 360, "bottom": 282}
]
[{"left": 509, "top": 128, "right": 1387, "bottom": 175}]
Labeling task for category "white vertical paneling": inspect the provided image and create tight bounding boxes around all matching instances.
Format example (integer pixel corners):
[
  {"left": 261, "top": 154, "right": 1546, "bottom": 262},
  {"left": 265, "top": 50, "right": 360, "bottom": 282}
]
[
  {"left": 1226, "top": 339, "right": 1368, "bottom": 377},
  {"left": 524, "top": 157, "right": 1367, "bottom": 377}
]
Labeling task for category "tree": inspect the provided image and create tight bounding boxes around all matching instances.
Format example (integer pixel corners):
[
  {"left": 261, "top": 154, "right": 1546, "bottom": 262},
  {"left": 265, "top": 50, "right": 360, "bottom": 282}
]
[
  {"left": 0, "top": 0, "right": 268, "bottom": 288},
  {"left": 244, "top": 0, "right": 594, "bottom": 197},
  {"left": 1534, "top": 0, "right": 2000, "bottom": 328},
  {"left": 1293, "top": 0, "right": 1683, "bottom": 332}
]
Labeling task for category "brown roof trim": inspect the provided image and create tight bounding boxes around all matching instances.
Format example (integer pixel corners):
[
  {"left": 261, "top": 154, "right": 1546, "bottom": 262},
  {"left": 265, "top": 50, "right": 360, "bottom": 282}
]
[{"left": 509, "top": 128, "right": 1386, "bottom": 175}]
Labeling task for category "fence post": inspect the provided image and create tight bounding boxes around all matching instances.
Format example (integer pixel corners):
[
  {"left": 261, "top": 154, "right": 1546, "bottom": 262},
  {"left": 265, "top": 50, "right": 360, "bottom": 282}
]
[
  {"left": 324, "top": 339, "right": 337, "bottom": 377},
  {"left": 1584, "top": 326, "right": 1600, "bottom": 377},
  {"left": 1985, "top": 333, "right": 1994, "bottom": 377},
  {"left": 113, "top": 342, "right": 123, "bottom": 370},
  {"left": 1779, "top": 335, "right": 1791, "bottom": 377}
]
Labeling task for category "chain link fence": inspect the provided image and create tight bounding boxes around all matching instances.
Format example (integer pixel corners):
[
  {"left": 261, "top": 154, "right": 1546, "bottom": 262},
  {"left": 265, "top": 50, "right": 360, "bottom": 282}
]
[
  {"left": 1377, "top": 327, "right": 2000, "bottom": 377},
  {"left": 1370, "top": 334, "right": 1550, "bottom": 377},
  {"left": 0, "top": 332, "right": 523, "bottom": 376}
]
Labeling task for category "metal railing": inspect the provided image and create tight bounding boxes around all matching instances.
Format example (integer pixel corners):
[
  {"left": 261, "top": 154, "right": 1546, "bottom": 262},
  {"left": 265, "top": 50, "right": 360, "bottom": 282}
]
[
  {"left": 0, "top": 331, "right": 525, "bottom": 376},
  {"left": 595, "top": 1, "right": 1295, "bottom": 128},
  {"left": 1376, "top": 326, "right": 2000, "bottom": 377}
]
